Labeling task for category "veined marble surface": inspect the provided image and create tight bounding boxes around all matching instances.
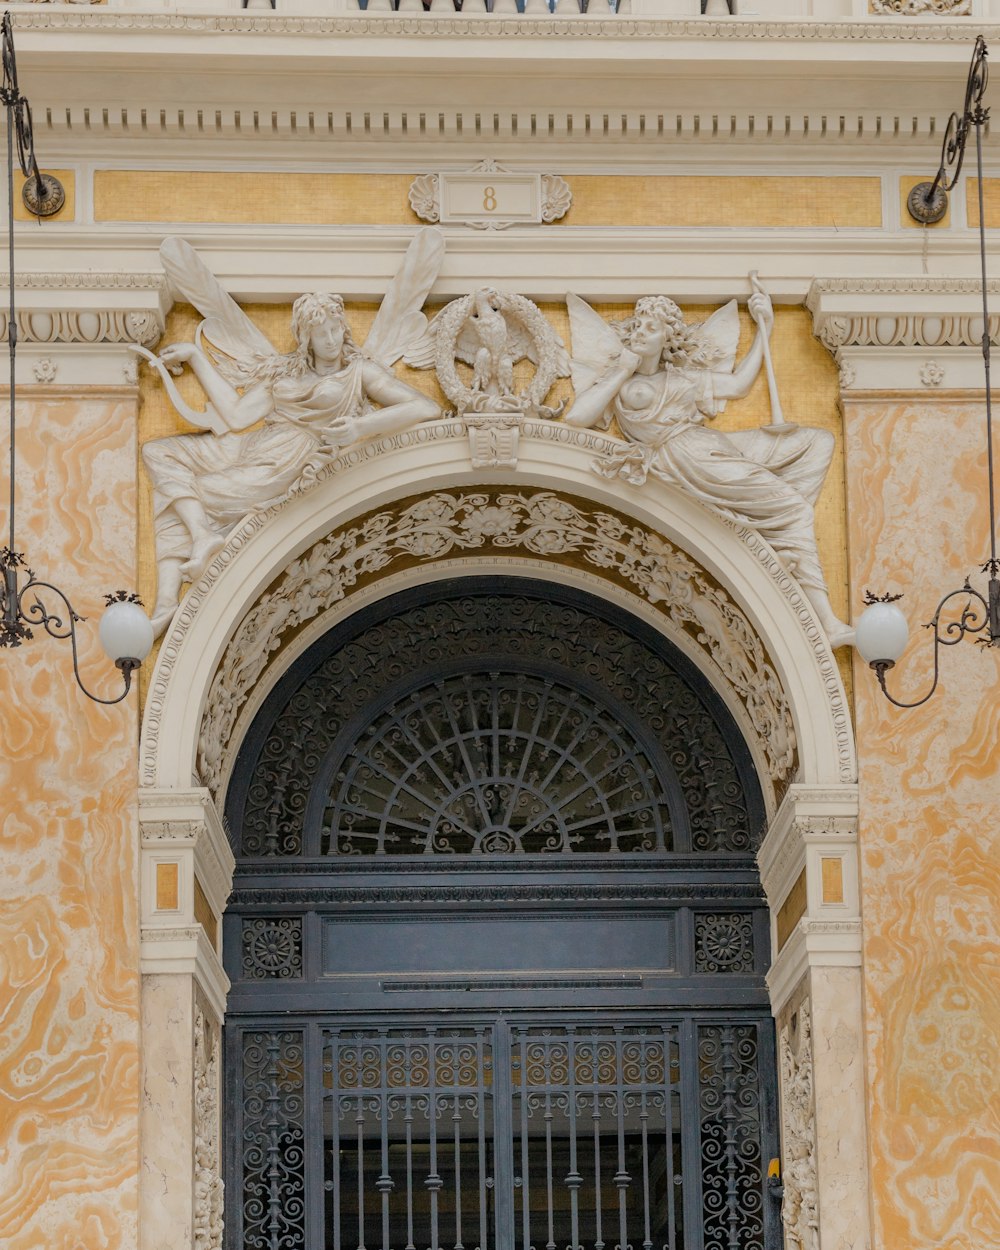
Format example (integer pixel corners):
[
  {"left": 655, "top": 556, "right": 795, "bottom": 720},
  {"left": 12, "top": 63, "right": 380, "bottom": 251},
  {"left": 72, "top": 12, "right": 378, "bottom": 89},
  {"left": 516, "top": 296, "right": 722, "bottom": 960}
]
[
  {"left": 845, "top": 396, "right": 1000, "bottom": 1249},
  {"left": 0, "top": 394, "right": 141, "bottom": 1249}
]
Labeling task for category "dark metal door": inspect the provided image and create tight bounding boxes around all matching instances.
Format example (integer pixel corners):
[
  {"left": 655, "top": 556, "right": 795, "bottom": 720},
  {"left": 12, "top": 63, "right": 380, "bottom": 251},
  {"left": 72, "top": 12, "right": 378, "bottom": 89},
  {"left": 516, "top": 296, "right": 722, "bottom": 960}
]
[{"left": 224, "top": 579, "right": 781, "bottom": 1250}]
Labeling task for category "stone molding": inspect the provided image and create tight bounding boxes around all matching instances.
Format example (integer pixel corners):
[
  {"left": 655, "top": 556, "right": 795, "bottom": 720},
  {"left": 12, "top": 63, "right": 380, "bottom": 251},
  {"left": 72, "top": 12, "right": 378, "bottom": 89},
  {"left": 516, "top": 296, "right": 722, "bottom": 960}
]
[
  {"left": 193, "top": 487, "right": 797, "bottom": 800},
  {"left": 807, "top": 279, "right": 1000, "bottom": 392},
  {"left": 193, "top": 998, "right": 224, "bottom": 1250},
  {"left": 139, "top": 788, "right": 235, "bottom": 1021},
  {"left": 13, "top": 9, "right": 1000, "bottom": 40},
  {"left": 140, "top": 420, "right": 855, "bottom": 803},
  {"left": 757, "top": 784, "right": 861, "bottom": 1015},
  {"left": 0, "top": 271, "right": 167, "bottom": 292},
  {"left": 0, "top": 272, "right": 167, "bottom": 384}
]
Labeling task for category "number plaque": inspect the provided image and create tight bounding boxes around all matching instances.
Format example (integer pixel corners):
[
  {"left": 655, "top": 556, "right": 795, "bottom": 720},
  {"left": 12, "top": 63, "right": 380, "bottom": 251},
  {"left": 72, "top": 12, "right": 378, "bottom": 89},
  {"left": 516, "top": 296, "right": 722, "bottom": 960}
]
[{"left": 408, "top": 162, "right": 572, "bottom": 229}]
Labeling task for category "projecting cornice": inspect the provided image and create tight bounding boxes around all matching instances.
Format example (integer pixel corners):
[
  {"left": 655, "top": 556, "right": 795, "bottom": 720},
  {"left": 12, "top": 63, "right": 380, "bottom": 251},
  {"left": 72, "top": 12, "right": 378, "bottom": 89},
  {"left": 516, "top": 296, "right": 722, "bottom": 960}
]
[{"left": 807, "top": 277, "right": 1000, "bottom": 392}]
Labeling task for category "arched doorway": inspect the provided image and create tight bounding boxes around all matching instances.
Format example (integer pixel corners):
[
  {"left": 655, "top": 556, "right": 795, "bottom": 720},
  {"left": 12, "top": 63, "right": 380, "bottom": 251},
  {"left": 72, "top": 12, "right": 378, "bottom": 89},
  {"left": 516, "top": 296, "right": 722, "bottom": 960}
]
[{"left": 222, "top": 577, "right": 781, "bottom": 1250}]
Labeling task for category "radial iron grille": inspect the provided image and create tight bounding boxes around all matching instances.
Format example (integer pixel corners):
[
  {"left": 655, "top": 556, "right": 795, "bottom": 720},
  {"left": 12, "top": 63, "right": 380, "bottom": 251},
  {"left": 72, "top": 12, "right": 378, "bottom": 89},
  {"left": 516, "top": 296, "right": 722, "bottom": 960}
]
[{"left": 322, "top": 670, "right": 673, "bottom": 856}]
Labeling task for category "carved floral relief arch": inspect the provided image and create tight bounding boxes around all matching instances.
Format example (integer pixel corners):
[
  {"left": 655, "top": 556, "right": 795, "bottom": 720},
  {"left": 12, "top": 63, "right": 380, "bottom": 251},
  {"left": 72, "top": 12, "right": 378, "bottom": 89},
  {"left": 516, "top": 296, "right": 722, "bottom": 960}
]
[{"left": 139, "top": 419, "right": 856, "bottom": 810}]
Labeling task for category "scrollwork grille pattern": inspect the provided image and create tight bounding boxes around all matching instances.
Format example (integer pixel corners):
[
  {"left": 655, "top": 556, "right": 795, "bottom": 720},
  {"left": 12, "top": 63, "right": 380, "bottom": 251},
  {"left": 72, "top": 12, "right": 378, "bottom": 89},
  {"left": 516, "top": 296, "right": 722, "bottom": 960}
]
[
  {"left": 323, "top": 671, "right": 672, "bottom": 856},
  {"left": 240, "top": 1030, "right": 306, "bottom": 1250},
  {"left": 232, "top": 1017, "right": 776, "bottom": 1250},
  {"left": 235, "top": 587, "right": 759, "bottom": 858},
  {"left": 510, "top": 1023, "right": 683, "bottom": 1250},
  {"left": 324, "top": 1026, "right": 495, "bottom": 1250},
  {"left": 698, "top": 1024, "right": 766, "bottom": 1250}
]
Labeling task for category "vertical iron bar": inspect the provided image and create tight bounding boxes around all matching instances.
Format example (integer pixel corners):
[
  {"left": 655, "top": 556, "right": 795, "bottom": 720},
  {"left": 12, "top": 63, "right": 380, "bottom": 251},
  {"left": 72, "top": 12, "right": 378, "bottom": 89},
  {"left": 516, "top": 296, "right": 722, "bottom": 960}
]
[
  {"left": 6, "top": 93, "right": 15, "bottom": 557},
  {"left": 306, "top": 1024, "right": 325, "bottom": 1250},
  {"left": 679, "top": 1021, "right": 704, "bottom": 1250},
  {"left": 453, "top": 1042, "right": 464, "bottom": 1250},
  {"left": 518, "top": 1028, "right": 532, "bottom": 1250},
  {"left": 662, "top": 1025, "right": 677, "bottom": 1250},
  {"left": 721, "top": 1026, "right": 740, "bottom": 1250},
  {"left": 591, "top": 1029, "right": 604, "bottom": 1250},
  {"left": 566, "top": 1028, "right": 581, "bottom": 1250},
  {"left": 356, "top": 1081, "right": 367, "bottom": 1250},
  {"left": 640, "top": 1037, "right": 652, "bottom": 1250},
  {"left": 613, "top": 1029, "right": 629, "bottom": 1250},
  {"left": 476, "top": 1029, "right": 489, "bottom": 1250},
  {"left": 493, "top": 1021, "right": 517, "bottom": 1250},
  {"left": 264, "top": 1033, "right": 283, "bottom": 1250},
  {"left": 331, "top": 1031, "right": 343, "bottom": 1250},
  {"left": 975, "top": 113, "right": 999, "bottom": 571},
  {"left": 543, "top": 1034, "right": 555, "bottom": 1250},
  {"left": 379, "top": 1031, "right": 391, "bottom": 1250},
  {"left": 404, "top": 1037, "right": 416, "bottom": 1250},
  {"left": 428, "top": 1031, "right": 441, "bottom": 1250}
]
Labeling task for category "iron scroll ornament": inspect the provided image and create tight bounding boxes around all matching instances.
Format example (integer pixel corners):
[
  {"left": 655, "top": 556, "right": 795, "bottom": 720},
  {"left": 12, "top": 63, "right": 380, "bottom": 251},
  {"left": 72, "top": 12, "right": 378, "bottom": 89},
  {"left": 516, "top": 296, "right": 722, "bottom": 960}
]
[
  {"left": 0, "top": 14, "right": 65, "bottom": 218},
  {"left": 907, "top": 35, "right": 988, "bottom": 225},
  {"left": 229, "top": 582, "right": 765, "bottom": 860},
  {"left": 864, "top": 580, "right": 1000, "bottom": 709},
  {"left": 875, "top": 36, "right": 1000, "bottom": 705}
]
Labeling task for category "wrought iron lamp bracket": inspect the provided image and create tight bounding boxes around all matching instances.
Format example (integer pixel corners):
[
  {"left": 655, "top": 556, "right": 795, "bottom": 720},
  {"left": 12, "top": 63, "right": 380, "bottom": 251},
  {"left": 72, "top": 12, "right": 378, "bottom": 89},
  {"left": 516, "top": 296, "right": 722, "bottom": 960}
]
[
  {"left": 0, "top": 552, "right": 140, "bottom": 704},
  {"left": 865, "top": 577, "right": 1000, "bottom": 709},
  {"left": 907, "top": 35, "right": 988, "bottom": 224},
  {"left": 1, "top": 18, "right": 146, "bottom": 703},
  {"left": 0, "top": 14, "right": 64, "bottom": 217}
]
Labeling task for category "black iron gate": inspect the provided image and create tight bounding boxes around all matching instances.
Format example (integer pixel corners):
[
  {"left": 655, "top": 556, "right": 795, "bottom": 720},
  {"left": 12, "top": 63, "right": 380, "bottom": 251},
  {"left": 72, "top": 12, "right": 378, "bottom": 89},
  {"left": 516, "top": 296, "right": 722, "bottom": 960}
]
[
  {"left": 228, "top": 1011, "right": 777, "bottom": 1250},
  {"left": 223, "top": 579, "right": 782, "bottom": 1250}
]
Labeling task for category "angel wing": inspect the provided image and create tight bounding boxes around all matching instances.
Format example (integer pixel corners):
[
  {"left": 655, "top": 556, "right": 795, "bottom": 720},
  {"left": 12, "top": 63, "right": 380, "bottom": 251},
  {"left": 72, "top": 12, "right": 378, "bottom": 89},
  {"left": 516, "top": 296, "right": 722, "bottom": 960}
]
[
  {"left": 159, "top": 237, "right": 278, "bottom": 386},
  {"left": 365, "top": 227, "right": 445, "bottom": 369},
  {"left": 694, "top": 299, "right": 740, "bottom": 375},
  {"left": 566, "top": 292, "right": 623, "bottom": 393}
]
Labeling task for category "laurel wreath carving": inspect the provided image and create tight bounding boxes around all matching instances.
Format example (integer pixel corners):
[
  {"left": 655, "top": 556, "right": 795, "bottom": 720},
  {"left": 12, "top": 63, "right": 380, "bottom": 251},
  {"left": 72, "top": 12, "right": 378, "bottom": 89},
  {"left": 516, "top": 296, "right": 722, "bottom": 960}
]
[{"left": 433, "top": 291, "right": 566, "bottom": 417}]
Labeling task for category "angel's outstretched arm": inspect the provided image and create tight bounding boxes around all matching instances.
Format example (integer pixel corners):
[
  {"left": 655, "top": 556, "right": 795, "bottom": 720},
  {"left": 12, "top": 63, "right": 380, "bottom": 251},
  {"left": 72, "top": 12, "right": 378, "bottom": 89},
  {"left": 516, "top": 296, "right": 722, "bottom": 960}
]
[
  {"left": 324, "top": 363, "right": 439, "bottom": 446},
  {"left": 160, "top": 342, "right": 273, "bottom": 432},
  {"left": 564, "top": 352, "right": 639, "bottom": 428},
  {"left": 712, "top": 292, "right": 773, "bottom": 402}
]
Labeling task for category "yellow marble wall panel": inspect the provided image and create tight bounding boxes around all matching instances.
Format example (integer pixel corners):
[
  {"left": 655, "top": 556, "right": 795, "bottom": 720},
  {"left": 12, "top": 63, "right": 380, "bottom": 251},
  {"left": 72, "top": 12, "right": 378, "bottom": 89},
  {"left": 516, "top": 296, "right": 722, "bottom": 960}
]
[
  {"left": 777, "top": 869, "right": 807, "bottom": 951},
  {"left": 844, "top": 395, "right": 1000, "bottom": 1248},
  {"left": 0, "top": 393, "right": 141, "bottom": 1249},
  {"left": 562, "top": 176, "right": 882, "bottom": 228},
  {"left": 138, "top": 300, "right": 850, "bottom": 698},
  {"left": 94, "top": 171, "right": 422, "bottom": 225},
  {"left": 13, "top": 170, "right": 75, "bottom": 223},
  {"left": 966, "top": 177, "right": 1000, "bottom": 228},
  {"left": 94, "top": 170, "right": 880, "bottom": 229}
]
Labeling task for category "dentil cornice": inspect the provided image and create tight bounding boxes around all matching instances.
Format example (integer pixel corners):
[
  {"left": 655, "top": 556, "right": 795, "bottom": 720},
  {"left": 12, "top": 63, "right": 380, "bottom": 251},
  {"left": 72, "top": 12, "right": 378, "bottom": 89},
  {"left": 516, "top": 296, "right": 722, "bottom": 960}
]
[{"left": 11, "top": 10, "right": 1000, "bottom": 40}]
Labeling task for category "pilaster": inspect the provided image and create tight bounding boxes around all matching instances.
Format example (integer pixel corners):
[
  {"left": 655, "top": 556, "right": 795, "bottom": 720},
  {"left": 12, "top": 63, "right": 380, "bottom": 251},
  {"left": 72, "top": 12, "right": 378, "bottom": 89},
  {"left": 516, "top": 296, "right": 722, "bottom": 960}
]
[
  {"left": 138, "top": 787, "right": 234, "bottom": 1250},
  {"left": 758, "top": 783, "right": 870, "bottom": 1250}
]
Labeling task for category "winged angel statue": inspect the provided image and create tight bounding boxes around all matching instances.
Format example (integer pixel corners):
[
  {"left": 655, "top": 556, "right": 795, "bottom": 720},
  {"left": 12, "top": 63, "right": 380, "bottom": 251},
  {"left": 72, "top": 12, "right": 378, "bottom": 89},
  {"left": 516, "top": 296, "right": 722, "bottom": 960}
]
[
  {"left": 139, "top": 230, "right": 444, "bottom": 634},
  {"left": 564, "top": 286, "right": 853, "bottom": 647}
]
